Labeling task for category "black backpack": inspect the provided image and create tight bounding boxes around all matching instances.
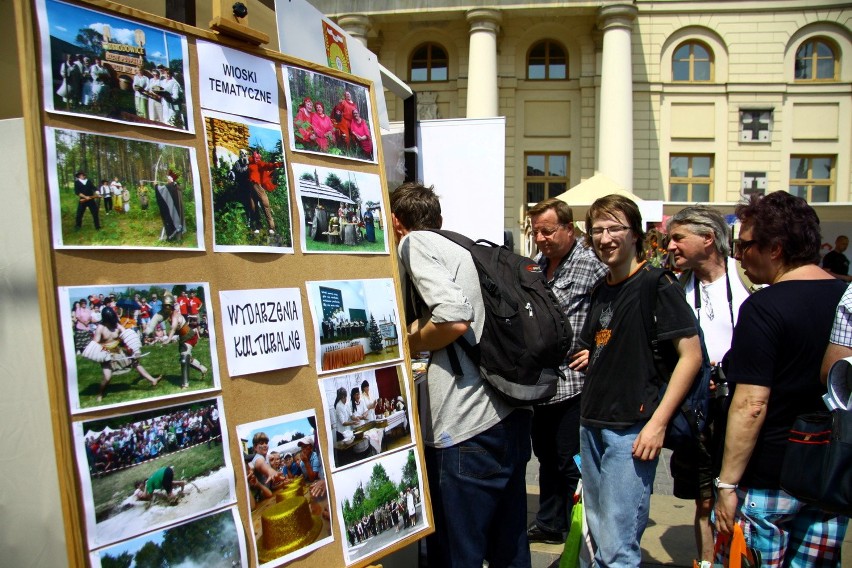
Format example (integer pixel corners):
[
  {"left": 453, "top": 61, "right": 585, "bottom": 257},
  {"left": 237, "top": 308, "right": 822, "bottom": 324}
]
[
  {"left": 427, "top": 230, "right": 572, "bottom": 406},
  {"left": 638, "top": 265, "right": 713, "bottom": 450}
]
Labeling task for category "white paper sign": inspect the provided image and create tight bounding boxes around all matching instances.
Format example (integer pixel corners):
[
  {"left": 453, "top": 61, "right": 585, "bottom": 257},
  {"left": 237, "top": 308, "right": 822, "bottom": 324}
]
[
  {"left": 219, "top": 288, "right": 308, "bottom": 376},
  {"left": 196, "top": 41, "right": 280, "bottom": 124}
]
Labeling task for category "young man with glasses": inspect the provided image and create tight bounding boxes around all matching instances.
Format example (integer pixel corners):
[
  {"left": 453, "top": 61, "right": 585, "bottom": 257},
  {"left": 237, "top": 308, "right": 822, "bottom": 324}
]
[
  {"left": 574, "top": 194, "right": 702, "bottom": 567},
  {"left": 665, "top": 205, "right": 749, "bottom": 566},
  {"left": 526, "top": 198, "right": 606, "bottom": 545}
]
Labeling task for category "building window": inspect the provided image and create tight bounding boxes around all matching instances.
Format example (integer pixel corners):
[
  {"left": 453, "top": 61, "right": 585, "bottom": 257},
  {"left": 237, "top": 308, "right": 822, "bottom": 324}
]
[
  {"left": 410, "top": 43, "right": 448, "bottom": 82},
  {"left": 795, "top": 38, "right": 837, "bottom": 82},
  {"left": 742, "top": 172, "right": 767, "bottom": 196},
  {"left": 790, "top": 155, "right": 835, "bottom": 202},
  {"left": 670, "top": 154, "right": 713, "bottom": 201},
  {"left": 525, "top": 153, "right": 568, "bottom": 204},
  {"left": 672, "top": 41, "right": 713, "bottom": 82},
  {"left": 740, "top": 109, "right": 773, "bottom": 142},
  {"left": 527, "top": 40, "right": 567, "bottom": 80}
]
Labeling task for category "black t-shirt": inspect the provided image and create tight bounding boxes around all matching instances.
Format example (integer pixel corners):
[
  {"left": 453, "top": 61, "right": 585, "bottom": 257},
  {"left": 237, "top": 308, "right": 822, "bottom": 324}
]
[
  {"left": 579, "top": 265, "right": 698, "bottom": 428},
  {"left": 719, "top": 278, "right": 846, "bottom": 488},
  {"left": 822, "top": 250, "right": 849, "bottom": 276}
]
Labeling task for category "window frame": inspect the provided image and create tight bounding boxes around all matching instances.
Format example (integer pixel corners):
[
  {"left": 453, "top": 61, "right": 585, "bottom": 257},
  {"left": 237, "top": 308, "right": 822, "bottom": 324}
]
[
  {"left": 525, "top": 152, "right": 570, "bottom": 205},
  {"left": 409, "top": 42, "right": 449, "bottom": 83},
  {"left": 794, "top": 38, "right": 838, "bottom": 82},
  {"left": 669, "top": 154, "right": 714, "bottom": 202},
  {"left": 672, "top": 40, "right": 714, "bottom": 83},
  {"left": 526, "top": 39, "right": 568, "bottom": 81},
  {"left": 789, "top": 154, "right": 835, "bottom": 202}
]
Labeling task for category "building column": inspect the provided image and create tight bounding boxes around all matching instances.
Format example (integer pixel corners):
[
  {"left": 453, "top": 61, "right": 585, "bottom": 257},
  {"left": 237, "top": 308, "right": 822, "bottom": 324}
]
[
  {"left": 596, "top": 4, "right": 638, "bottom": 191},
  {"left": 337, "top": 14, "right": 371, "bottom": 47},
  {"left": 465, "top": 8, "right": 501, "bottom": 118}
]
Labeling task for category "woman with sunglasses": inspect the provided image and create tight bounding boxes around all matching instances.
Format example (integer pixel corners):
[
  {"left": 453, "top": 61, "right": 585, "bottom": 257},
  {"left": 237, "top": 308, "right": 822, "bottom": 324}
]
[{"left": 714, "top": 191, "right": 848, "bottom": 566}]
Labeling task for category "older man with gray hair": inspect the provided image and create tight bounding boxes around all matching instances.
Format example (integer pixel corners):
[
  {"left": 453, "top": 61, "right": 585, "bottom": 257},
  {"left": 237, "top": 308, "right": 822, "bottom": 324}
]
[{"left": 665, "top": 205, "right": 750, "bottom": 566}]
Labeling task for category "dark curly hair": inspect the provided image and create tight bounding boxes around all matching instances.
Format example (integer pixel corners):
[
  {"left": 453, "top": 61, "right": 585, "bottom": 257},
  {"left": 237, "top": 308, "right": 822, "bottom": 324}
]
[
  {"left": 390, "top": 182, "right": 442, "bottom": 231},
  {"left": 735, "top": 191, "right": 821, "bottom": 268}
]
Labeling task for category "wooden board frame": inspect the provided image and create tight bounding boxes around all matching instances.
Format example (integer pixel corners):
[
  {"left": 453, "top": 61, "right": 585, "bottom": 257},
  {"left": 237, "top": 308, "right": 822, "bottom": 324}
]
[{"left": 12, "top": 1, "right": 431, "bottom": 566}]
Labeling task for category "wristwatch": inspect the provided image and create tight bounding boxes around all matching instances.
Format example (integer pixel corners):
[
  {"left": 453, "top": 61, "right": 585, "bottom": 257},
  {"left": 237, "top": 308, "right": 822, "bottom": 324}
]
[{"left": 714, "top": 477, "right": 738, "bottom": 490}]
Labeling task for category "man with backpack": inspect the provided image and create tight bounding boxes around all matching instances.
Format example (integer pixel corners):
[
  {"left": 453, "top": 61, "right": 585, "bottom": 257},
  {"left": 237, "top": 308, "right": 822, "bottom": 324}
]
[
  {"left": 666, "top": 205, "right": 750, "bottom": 567},
  {"left": 574, "top": 195, "right": 702, "bottom": 567},
  {"left": 391, "top": 182, "right": 533, "bottom": 568},
  {"left": 526, "top": 198, "right": 606, "bottom": 545}
]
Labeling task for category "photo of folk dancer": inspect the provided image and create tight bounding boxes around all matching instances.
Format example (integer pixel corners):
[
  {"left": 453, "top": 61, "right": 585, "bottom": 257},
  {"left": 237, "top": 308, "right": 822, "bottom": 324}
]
[
  {"left": 60, "top": 283, "right": 220, "bottom": 413},
  {"left": 203, "top": 111, "right": 294, "bottom": 253}
]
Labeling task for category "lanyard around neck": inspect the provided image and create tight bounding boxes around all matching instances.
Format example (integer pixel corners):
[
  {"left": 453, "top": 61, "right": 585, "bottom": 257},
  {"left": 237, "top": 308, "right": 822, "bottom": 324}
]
[{"left": 693, "top": 260, "right": 734, "bottom": 326}]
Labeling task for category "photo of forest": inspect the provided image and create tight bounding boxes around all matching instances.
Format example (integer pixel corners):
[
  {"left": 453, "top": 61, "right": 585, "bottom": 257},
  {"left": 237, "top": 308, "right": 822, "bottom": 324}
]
[{"left": 46, "top": 127, "right": 202, "bottom": 249}]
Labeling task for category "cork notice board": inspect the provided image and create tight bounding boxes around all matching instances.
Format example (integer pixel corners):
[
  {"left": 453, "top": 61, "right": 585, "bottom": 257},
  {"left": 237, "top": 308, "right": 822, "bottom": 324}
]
[{"left": 14, "top": 0, "right": 431, "bottom": 566}]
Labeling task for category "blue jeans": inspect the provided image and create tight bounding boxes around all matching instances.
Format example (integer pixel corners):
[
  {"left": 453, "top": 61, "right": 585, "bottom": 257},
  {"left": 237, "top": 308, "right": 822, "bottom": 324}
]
[
  {"left": 580, "top": 422, "right": 657, "bottom": 568},
  {"left": 425, "top": 409, "right": 533, "bottom": 568}
]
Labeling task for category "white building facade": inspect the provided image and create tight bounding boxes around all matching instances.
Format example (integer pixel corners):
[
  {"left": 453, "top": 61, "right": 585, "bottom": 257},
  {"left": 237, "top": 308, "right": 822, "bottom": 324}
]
[{"left": 311, "top": 0, "right": 852, "bottom": 236}]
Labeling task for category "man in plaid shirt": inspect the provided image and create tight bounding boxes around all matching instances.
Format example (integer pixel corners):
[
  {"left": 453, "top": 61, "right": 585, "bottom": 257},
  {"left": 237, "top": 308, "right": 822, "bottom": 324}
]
[{"left": 527, "top": 198, "right": 607, "bottom": 544}]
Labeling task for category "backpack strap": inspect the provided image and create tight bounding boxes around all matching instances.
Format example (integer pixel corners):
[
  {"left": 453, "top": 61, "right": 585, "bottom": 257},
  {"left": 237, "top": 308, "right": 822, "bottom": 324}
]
[{"left": 638, "top": 264, "right": 673, "bottom": 386}]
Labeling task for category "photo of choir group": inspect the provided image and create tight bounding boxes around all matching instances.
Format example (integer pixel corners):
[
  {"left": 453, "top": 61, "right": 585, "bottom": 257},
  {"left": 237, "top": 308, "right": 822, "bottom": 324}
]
[
  {"left": 38, "top": 0, "right": 193, "bottom": 132},
  {"left": 284, "top": 65, "right": 376, "bottom": 163}
]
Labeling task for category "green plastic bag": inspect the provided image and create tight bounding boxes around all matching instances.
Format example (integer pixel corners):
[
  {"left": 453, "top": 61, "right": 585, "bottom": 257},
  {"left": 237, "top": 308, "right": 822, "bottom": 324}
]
[{"left": 559, "top": 499, "right": 585, "bottom": 568}]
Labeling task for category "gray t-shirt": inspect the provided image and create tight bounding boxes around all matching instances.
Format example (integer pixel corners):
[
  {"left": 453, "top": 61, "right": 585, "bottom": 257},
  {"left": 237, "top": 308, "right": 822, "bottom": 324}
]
[{"left": 398, "top": 231, "right": 515, "bottom": 448}]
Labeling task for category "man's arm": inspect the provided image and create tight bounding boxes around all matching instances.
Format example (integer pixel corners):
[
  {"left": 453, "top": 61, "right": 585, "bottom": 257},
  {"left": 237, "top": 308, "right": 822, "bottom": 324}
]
[
  {"left": 821, "top": 342, "right": 852, "bottom": 385},
  {"left": 407, "top": 318, "right": 469, "bottom": 353},
  {"left": 633, "top": 334, "right": 702, "bottom": 461}
]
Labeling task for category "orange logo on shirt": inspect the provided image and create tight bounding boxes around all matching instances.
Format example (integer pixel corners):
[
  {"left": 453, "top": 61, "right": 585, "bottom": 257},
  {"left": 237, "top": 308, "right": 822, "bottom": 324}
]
[{"left": 595, "top": 328, "right": 612, "bottom": 347}]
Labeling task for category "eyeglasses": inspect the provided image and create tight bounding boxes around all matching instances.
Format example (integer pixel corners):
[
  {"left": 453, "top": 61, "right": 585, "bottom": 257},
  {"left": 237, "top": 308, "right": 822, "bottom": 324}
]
[
  {"left": 590, "top": 224, "right": 630, "bottom": 238},
  {"left": 531, "top": 225, "right": 565, "bottom": 238},
  {"left": 733, "top": 238, "right": 758, "bottom": 256}
]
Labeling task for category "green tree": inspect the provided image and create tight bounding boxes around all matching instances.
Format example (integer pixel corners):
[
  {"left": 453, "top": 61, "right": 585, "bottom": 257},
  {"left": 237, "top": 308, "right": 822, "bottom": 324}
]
[
  {"left": 161, "top": 511, "right": 237, "bottom": 565},
  {"left": 75, "top": 28, "right": 104, "bottom": 56},
  {"left": 100, "top": 552, "right": 132, "bottom": 568},
  {"left": 401, "top": 449, "right": 419, "bottom": 491},
  {"left": 133, "top": 541, "right": 166, "bottom": 568},
  {"left": 368, "top": 315, "right": 384, "bottom": 352}
]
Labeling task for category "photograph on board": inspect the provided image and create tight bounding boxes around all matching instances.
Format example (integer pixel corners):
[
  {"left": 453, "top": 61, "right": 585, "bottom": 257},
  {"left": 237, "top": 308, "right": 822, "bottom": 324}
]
[
  {"left": 59, "top": 283, "right": 220, "bottom": 413},
  {"left": 283, "top": 65, "right": 376, "bottom": 163},
  {"left": 90, "top": 507, "right": 248, "bottom": 567},
  {"left": 332, "top": 448, "right": 427, "bottom": 565},
  {"left": 74, "top": 397, "right": 236, "bottom": 549},
  {"left": 236, "top": 410, "right": 333, "bottom": 568},
  {"left": 203, "top": 110, "right": 294, "bottom": 253},
  {"left": 36, "top": 0, "right": 194, "bottom": 132},
  {"left": 45, "top": 127, "right": 203, "bottom": 250},
  {"left": 305, "top": 278, "right": 402, "bottom": 374},
  {"left": 318, "top": 365, "right": 413, "bottom": 471},
  {"left": 291, "top": 162, "right": 389, "bottom": 254}
]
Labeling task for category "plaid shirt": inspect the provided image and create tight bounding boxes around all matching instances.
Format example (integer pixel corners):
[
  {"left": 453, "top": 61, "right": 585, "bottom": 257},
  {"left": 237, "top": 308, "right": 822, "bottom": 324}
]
[
  {"left": 536, "top": 241, "right": 607, "bottom": 404},
  {"left": 829, "top": 283, "right": 852, "bottom": 347}
]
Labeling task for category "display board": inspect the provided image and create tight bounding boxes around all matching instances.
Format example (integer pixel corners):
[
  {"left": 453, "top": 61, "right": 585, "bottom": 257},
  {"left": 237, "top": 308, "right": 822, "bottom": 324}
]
[{"left": 13, "top": 1, "right": 430, "bottom": 566}]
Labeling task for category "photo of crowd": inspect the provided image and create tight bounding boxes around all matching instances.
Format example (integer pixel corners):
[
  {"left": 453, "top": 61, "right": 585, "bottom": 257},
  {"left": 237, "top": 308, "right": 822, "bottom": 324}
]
[
  {"left": 59, "top": 283, "right": 219, "bottom": 412},
  {"left": 91, "top": 508, "right": 247, "bottom": 568},
  {"left": 37, "top": 0, "right": 193, "bottom": 132},
  {"left": 292, "top": 163, "right": 389, "bottom": 254},
  {"left": 204, "top": 111, "right": 293, "bottom": 252},
  {"left": 318, "top": 365, "right": 413, "bottom": 471},
  {"left": 236, "top": 411, "right": 333, "bottom": 567},
  {"left": 284, "top": 65, "right": 375, "bottom": 163},
  {"left": 46, "top": 127, "right": 203, "bottom": 249},
  {"left": 74, "top": 398, "right": 235, "bottom": 549},
  {"left": 331, "top": 448, "right": 427, "bottom": 565}
]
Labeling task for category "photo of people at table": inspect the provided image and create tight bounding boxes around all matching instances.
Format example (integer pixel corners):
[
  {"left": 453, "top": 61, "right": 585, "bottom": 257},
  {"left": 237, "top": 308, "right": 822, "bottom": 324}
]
[
  {"left": 305, "top": 278, "right": 402, "bottom": 374},
  {"left": 235, "top": 410, "right": 333, "bottom": 568},
  {"left": 291, "top": 162, "right": 389, "bottom": 255},
  {"left": 319, "top": 365, "right": 414, "bottom": 471},
  {"left": 37, "top": 0, "right": 193, "bottom": 132}
]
